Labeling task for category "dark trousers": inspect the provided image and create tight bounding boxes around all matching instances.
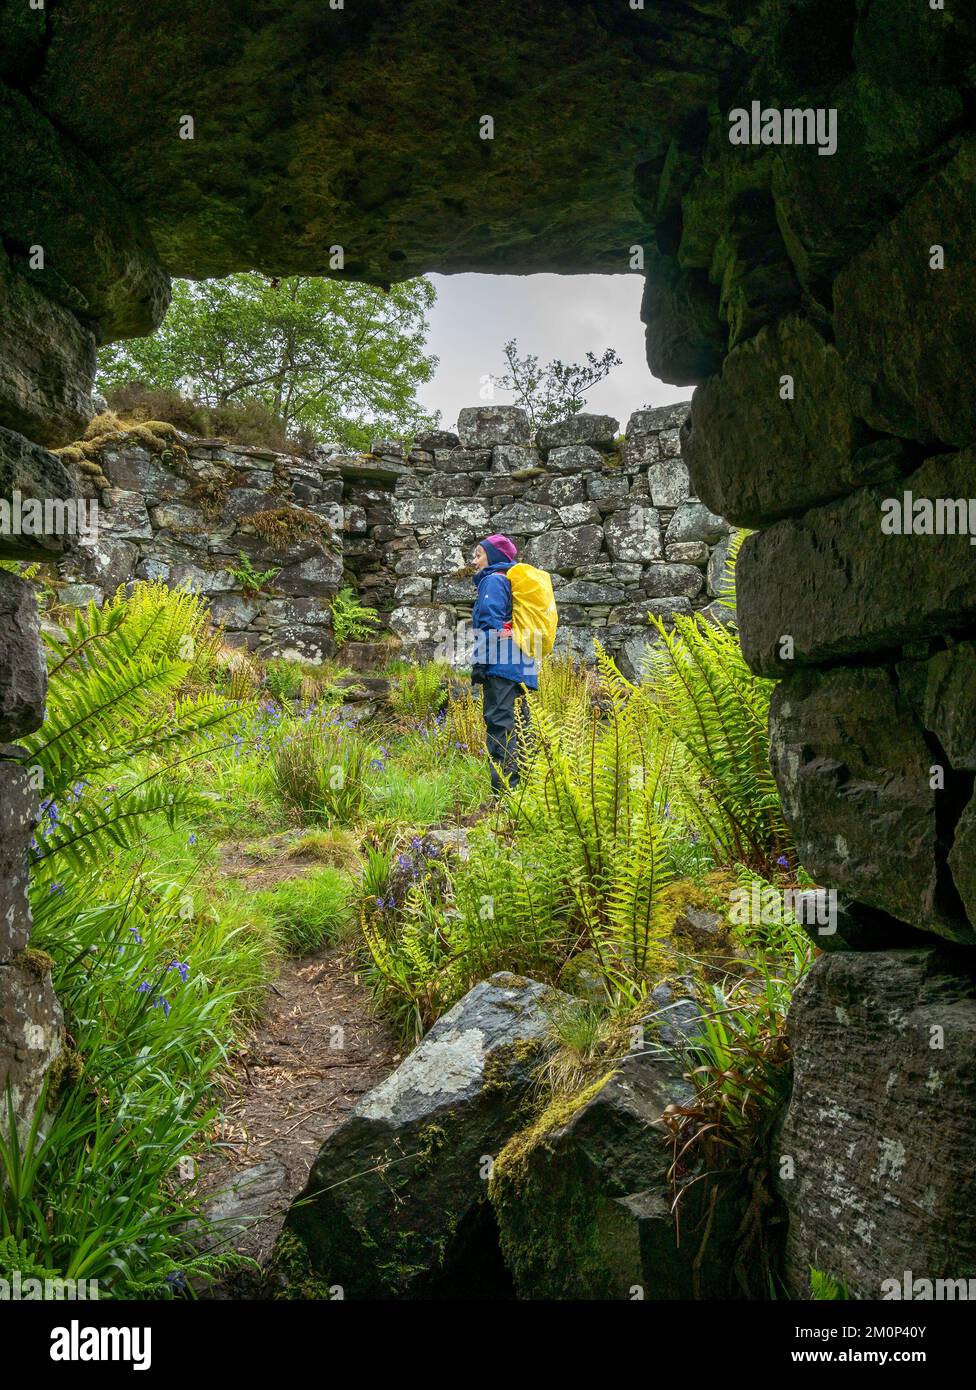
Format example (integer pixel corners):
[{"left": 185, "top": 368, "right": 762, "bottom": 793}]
[{"left": 482, "top": 675, "right": 527, "bottom": 792}]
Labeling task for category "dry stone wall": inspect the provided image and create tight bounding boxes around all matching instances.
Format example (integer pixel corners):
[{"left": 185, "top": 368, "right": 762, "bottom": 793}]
[
  {"left": 49, "top": 403, "right": 732, "bottom": 682},
  {"left": 354, "top": 403, "right": 733, "bottom": 679}
]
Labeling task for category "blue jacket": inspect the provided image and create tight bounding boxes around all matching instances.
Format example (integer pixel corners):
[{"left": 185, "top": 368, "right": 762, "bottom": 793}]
[{"left": 470, "top": 562, "right": 539, "bottom": 689}]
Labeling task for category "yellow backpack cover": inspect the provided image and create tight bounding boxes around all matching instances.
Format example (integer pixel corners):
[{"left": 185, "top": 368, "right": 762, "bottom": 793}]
[{"left": 507, "top": 563, "right": 558, "bottom": 661}]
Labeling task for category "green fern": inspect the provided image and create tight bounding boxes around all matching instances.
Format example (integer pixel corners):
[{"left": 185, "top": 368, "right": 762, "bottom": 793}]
[
  {"left": 330, "top": 586, "right": 381, "bottom": 647},
  {"left": 20, "top": 583, "right": 240, "bottom": 882}
]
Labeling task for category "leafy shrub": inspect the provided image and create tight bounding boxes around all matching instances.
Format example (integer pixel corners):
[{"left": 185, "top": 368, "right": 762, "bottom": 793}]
[{"left": 330, "top": 587, "right": 381, "bottom": 647}]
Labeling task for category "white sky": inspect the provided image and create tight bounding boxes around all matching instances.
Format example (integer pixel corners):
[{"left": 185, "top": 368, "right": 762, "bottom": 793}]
[{"left": 416, "top": 273, "right": 692, "bottom": 433}]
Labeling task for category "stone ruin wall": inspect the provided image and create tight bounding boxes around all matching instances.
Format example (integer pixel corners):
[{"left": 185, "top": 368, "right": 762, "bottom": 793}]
[
  {"left": 3, "top": 0, "right": 976, "bottom": 1300},
  {"left": 49, "top": 402, "right": 734, "bottom": 681}
]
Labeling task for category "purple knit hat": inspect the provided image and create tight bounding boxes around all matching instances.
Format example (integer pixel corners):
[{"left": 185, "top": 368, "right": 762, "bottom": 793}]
[{"left": 480, "top": 534, "right": 517, "bottom": 566}]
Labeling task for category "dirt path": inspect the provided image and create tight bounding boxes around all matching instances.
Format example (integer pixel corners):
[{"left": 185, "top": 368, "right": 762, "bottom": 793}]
[{"left": 194, "top": 848, "right": 401, "bottom": 1272}]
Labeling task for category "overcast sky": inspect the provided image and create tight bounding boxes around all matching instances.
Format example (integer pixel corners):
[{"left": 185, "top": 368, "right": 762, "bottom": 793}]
[{"left": 416, "top": 273, "right": 692, "bottom": 433}]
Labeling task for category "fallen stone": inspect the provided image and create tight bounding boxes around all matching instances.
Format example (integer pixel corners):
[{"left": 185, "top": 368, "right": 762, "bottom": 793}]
[
  {"left": 489, "top": 1030, "right": 743, "bottom": 1299},
  {"left": 277, "top": 973, "right": 566, "bottom": 1299}
]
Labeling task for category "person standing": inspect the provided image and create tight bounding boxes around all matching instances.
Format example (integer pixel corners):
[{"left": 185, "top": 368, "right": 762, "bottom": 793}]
[{"left": 469, "top": 534, "right": 538, "bottom": 793}]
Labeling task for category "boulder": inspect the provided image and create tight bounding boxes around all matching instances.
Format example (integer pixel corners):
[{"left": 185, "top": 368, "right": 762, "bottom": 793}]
[
  {"left": 776, "top": 949, "right": 976, "bottom": 1298},
  {"left": 395, "top": 540, "right": 466, "bottom": 578},
  {"left": 99, "top": 488, "right": 153, "bottom": 541},
  {"left": 433, "top": 447, "right": 492, "bottom": 475},
  {"left": 557, "top": 501, "right": 602, "bottom": 527},
  {"left": 626, "top": 403, "right": 691, "bottom": 437},
  {"left": 490, "top": 501, "right": 557, "bottom": 536},
  {"left": 620, "top": 435, "right": 660, "bottom": 470},
  {"left": 769, "top": 666, "right": 972, "bottom": 943},
  {"left": 706, "top": 533, "right": 733, "bottom": 597},
  {"left": 456, "top": 407, "right": 531, "bottom": 449},
  {"left": 277, "top": 973, "right": 565, "bottom": 1299},
  {"left": 416, "top": 429, "right": 459, "bottom": 450},
  {"left": 0, "top": 571, "right": 46, "bottom": 741},
  {"left": 683, "top": 315, "right": 863, "bottom": 526},
  {"left": 556, "top": 579, "right": 625, "bottom": 606},
  {"left": 393, "top": 575, "right": 433, "bottom": 604},
  {"left": 897, "top": 641, "right": 976, "bottom": 772},
  {"left": 525, "top": 474, "right": 585, "bottom": 509},
  {"left": 0, "top": 426, "right": 79, "bottom": 560},
  {"left": 275, "top": 549, "right": 344, "bottom": 596},
  {"left": 0, "top": 758, "right": 63, "bottom": 1141},
  {"left": 537, "top": 413, "right": 619, "bottom": 451},
  {"left": 370, "top": 438, "right": 403, "bottom": 459},
  {"left": 666, "top": 540, "right": 708, "bottom": 566},
  {"left": 489, "top": 1032, "right": 743, "bottom": 1299},
  {"left": 0, "top": 258, "right": 95, "bottom": 447},
  {"left": 604, "top": 505, "right": 662, "bottom": 564},
  {"left": 585, "top": 473, "right": 630, "bottom": 508},
  {"left": 491, "top": 445, "right": 540, "bottom": 474}
]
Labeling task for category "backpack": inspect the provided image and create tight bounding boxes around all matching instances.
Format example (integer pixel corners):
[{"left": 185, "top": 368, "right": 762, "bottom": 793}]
[{"left": 506, "top": 563, "right": 558, "bottom": 661}]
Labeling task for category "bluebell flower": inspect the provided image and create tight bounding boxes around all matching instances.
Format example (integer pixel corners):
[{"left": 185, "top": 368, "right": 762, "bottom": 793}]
[
  {"left": 188, "top": 833, "right": 197, "bottom": 847},
  {"left": 153, "top": 996, "right": 171, "bottom": 1018},
  {"left": 397, "top": 854, "right": 412, "bottom": 869},
  {"left": 48, "top": 881, "right": 64, "bottom": 895},
  {"left": 166, "top": 1271, "right": 187, "bottom": 1293},
  {"left": 168, "top": 960, "right": 190, "bottom": 983},
  {"left": 129, "top": 926, "right": 144, "bottom": 944},
  {"left": 776, "top": 854, "right": 789, "bottom": 869},
  {"left": 136, "top": 980, "right": 152, "bottom": 994},
  {"left": 374, "top": 896, "right": 384, "bottom": 909}
]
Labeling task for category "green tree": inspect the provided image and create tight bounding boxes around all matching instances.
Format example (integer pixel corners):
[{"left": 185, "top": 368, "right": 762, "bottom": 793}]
[
  {"left": 98, "top": 274, "right": 440, "bottom": 449},
  {"left": 492, "top": 337, "right": 622, "bottom": 428}
]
